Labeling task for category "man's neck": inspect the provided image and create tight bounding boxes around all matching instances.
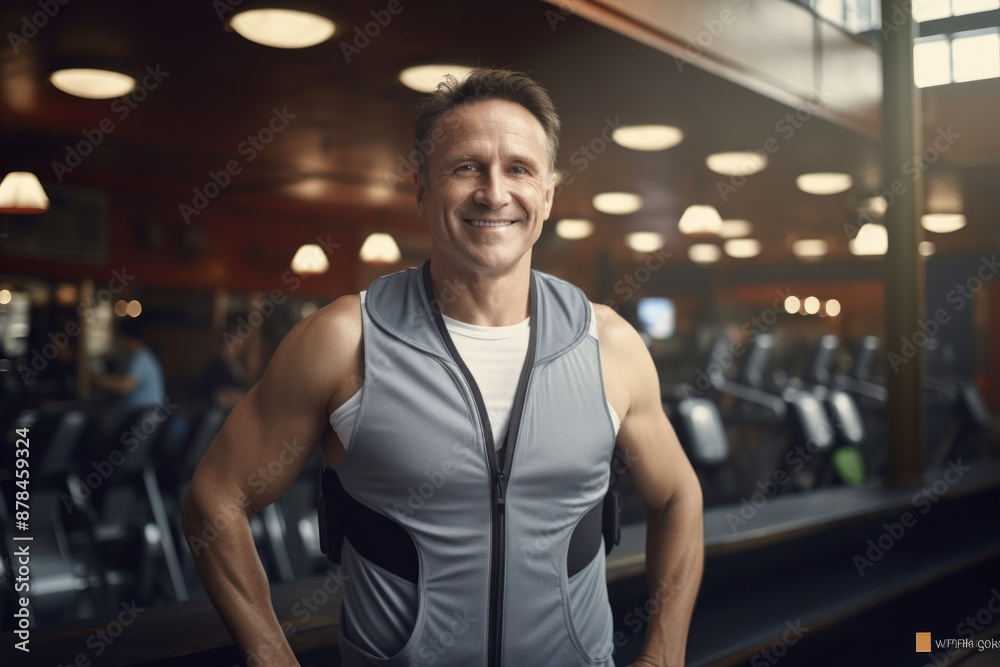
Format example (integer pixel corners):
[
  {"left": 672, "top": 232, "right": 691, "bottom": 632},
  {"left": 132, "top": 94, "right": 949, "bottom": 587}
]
[{"left": 428, "top": 254, "right": 531, "bottom": 327}]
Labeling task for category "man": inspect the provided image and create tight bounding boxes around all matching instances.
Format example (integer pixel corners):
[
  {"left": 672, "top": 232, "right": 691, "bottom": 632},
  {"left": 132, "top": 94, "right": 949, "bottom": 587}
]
[
  {"left": 183, "top": 68, "right": 703, "bottom": 667},
  {"left": 92, "top": 317, "right": 165, "bottom": 426}
]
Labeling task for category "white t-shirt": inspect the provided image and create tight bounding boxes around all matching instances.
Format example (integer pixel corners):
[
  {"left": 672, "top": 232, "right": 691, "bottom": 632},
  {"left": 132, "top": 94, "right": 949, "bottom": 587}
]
[{"left": 329, "top": 294, "right": 621, "bottom": 448}]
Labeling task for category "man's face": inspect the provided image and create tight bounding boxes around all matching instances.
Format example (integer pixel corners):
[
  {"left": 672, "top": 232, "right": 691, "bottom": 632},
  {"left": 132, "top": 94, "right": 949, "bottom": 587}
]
[{"left": 415, "top": 99, "right": 555, "bottom": 276}]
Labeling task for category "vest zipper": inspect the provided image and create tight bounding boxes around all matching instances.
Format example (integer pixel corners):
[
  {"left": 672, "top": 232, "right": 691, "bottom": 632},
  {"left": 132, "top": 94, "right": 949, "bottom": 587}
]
[{"left": 421, "top": 262, "right": 538, "bottom": 667}]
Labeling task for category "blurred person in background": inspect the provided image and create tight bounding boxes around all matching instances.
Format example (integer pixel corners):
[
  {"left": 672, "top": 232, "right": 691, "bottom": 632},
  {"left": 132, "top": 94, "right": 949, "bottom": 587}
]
[
  {"left": 92, "top": 317, "right": 165, "bottom": 425},
  {"left": 201, "top": 327, "right": 247, "bottom": 409}
]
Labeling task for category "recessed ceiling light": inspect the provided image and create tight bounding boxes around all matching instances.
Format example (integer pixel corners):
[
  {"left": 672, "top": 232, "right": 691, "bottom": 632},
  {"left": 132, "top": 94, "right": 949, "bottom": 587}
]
[
  {"left": 849, "top": 224, "right": 888, "bottom": 256},
  {"left": 593, "top": 192, "right": 643, "bottom": 215},
  {"left": 803, "top": 296, "right": 821, "bottom": 315},
  {"left": 919, "top": 241, "right": 937, "bottom": 256},
  {"left": 229, "top": 8, "right": 336, "bottom": 48},
  {"left": 796, "top": 172, "right": 853, "bottom": 195},
  {"left": 291, "top": 243, "right": 330, "bottom": 274},
  {"left": 792, "top": 239, "right": 828, "bottom": 258},
  {"left": 859, "top": 196, "right": 888, "bottom": 217},
  {"left": 677, "top": 205, "right": 722, "bottom": 235},
  {"left": 611, "top": 125, "right": 684, "bottom": 151},
  {"left": 784, "top": 295, "right": 801, "bottom": 313},
  {"left": 706, "top": 151, "right": 768, "bottom": 176},
  {"left": 359, "top": 232, "right": 401, "bottom": 263},
  {"left": 688, "top": 243, "right": 721, "bottom": 264},
  {"left": 719, "top": 219, "right": 753, "bottom": 238},
  {"left": 50, "top": 68, "right": 136, "bottom": 99},
  {"left": 399, "top": 64, "right": 474, "bottom": 93},
  {"left": 921, "top": 213, "right": 966, "bottom": 233},
  {"left": 625, "top": 232, "right": 664, "bottom": 253},
  {"left": 825, "top": 299, "right": 842, "bottom": 317},
  {"left": 723, "top": 238, "right": 761, "bottom": 258},
  {"left": 555, "top": 218, "right": 594, "bottom": 240}
]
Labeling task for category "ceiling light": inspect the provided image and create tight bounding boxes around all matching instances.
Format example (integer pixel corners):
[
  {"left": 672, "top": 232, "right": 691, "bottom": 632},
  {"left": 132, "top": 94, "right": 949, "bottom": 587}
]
[
  {"left": 719, "top": 219, "right": 753, "bottom": 238},
  {"left": 859, "top": 196, "right": 888, "bottom": 217},
  {"left": 114, "top": 300, "right": 128, "bottom": 317},
  {"left": 625, "top": 232, "right": 664, "bottom": 253},
  {"left": 399, "top": 64, "right": 475, "bottom": 93},
  {"left": 291, "top": 243, "right": 331, "bottom": 274},
  {"left": 921, "top": 213, "right": 966, "bottom": 233},
  {"left": 706, "top": 151, "right": 768, "bottom": 176},
  {"left": 0, "top": 171, "right": 49, "bottom": 214},
  {"left": 555, "top": 218, "right": 594, "bottom": 240},
  {"left": 229, "top": 9, "right": 336, "bottom": 48},
  {"left": 611, "top": 125, "right": 684, "bottom": 151},
  {"left": 688, "top": 244, "right": 721, "bottom": 264},
  {"left": 50, "top": 68, "right": 136, "bottom": 99},
  {"left": 803, "top": 296, "right": 821, "bottom": 315},
  {"left": 593, "top": 192, "right": 643, "bottom": 215},
  {"left": 825, "top": 299, "right": 842, "bottom": 317},
  {"left": 723, "top": 238, "right": 761, "bottom": 258},
  {"left": 919, "top": 241, "right": 937, "bottom": 256},
  {"left": 849, "top": 223, "right": 888, "bottom": 256},
  {"left": 359, "top": 233, "right": 401, "bottom": 263},
  {"left": 792, "top": 239, "right": 828, "bottom": 258},
  {"left": 677, "top": 204, "right": 722, "bottom": 235},
  {"left": 126, "top": 300, "right": 142, "bottom": 317},
  {"left": 796, "top": 172, "right": 853, "bottom": 195},
  {"left": 784, "top": 295, "right": 801, "bottom": 313}
]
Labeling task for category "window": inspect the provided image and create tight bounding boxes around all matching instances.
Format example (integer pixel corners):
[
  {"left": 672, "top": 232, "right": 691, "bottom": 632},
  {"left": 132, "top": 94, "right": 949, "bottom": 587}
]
[
  {"left": 952, "top": 0, "right": 1000, "bottom": 16},
  {"left": 913, "top": 0, "right": 953, "bottom": 22},
  {"left": 914, "top": 28, "right": 1000, "bottom": 85},
  {"left": 915, "top": 35, "right": 954, "bottom": 86},
  {"left": 951, "top": 28, "right": 1000, "bottom": 81}
]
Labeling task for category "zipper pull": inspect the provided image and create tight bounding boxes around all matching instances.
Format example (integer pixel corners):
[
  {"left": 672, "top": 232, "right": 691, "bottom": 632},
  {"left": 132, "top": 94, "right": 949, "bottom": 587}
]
[{"left": 496, "top": 472, "right": 506, "bottom": 512}]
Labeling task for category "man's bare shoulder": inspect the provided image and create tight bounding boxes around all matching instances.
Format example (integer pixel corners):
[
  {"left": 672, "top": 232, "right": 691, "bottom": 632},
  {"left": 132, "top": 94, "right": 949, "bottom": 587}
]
[
  {"left": 591, "top": 302, "right": 644, "bottom": 360},
  {"left": 260, "top": 294, "right": 363, "bottom": 405}
]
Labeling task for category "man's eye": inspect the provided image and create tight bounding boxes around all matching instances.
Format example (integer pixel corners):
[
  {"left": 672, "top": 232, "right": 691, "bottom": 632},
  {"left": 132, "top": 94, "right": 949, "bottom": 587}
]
[
  {"left": 456, "top": 164, "right": 478, "bottom": 173},
  {"left": 510, "top": 166, "right": 528, "bottom": 175}
]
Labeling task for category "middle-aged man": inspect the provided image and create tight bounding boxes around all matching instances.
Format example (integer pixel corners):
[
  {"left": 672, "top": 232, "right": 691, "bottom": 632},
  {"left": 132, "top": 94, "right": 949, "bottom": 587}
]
[{"left": 183, "top": 68, "right": 704, "bottom": 667}]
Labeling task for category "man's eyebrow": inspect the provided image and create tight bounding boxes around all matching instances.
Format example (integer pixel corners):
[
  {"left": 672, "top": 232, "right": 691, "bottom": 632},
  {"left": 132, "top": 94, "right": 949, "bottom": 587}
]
[{"left": 442, "top": 154, "right": 480, "bottom": 168}]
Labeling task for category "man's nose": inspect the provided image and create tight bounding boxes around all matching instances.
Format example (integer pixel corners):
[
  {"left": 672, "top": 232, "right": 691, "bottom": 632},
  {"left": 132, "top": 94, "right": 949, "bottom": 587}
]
[{"left": 473, "top": 168, "right": 512, "bottom": 209}]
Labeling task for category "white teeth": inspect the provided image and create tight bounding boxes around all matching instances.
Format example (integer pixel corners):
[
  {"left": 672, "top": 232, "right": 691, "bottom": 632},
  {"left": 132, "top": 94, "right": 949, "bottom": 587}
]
[{"left": 467, "top": 220, "right": 514, "bottom": 227}]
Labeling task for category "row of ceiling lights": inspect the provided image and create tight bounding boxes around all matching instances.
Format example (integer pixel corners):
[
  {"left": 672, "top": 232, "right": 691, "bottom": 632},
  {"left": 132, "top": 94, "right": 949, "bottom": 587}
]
[
  {"left": 550, "top": 125, "right": 966, "bottom": 262},
  {"left": 0, "top": 7, "right": 969, "bottom": 271}
]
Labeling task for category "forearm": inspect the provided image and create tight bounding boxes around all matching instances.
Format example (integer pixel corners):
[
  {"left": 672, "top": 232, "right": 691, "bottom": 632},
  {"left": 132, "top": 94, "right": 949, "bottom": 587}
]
[
  {"left": 181, "top": 490, "right": 299, "bottom": 667},
  {"left": 638, "top": 491, "right": 704, "bottom": 667}
]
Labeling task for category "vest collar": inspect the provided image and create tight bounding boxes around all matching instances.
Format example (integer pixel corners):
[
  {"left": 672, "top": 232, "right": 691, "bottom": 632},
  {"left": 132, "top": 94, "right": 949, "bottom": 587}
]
[{"left": 364, "top": 261, "right": 590, "bottom": 364}]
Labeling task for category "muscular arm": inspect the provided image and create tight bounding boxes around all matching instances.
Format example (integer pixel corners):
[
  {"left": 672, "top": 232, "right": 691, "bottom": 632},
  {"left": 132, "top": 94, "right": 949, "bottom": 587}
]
[
  {"left": 596, "top": 305, "right": 704, "bottom": 667},
  {"left": 181, "top": 296, "right": 361, "bottom": 667}
]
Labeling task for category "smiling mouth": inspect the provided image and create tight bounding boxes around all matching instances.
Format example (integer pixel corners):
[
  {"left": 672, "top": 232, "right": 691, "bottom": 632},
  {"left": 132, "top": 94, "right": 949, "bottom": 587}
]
[{"left": 465, "top": 219, "right": 516, "bottom": 228}]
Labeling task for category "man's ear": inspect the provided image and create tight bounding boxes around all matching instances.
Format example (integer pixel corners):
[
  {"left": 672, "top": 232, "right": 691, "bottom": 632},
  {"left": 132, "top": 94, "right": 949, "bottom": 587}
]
[
  {"left": 542, "top": 171, "right": 556, "bottom": 220},
  {"left": 414, "top": 171, "right": 427, "bottom": 218}
]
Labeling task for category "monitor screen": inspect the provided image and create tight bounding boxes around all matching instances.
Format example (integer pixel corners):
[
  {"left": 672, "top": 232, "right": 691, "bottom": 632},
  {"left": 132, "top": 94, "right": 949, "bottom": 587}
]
[{"left": 637, "top": 297, "right": 675, "bottom": 340}]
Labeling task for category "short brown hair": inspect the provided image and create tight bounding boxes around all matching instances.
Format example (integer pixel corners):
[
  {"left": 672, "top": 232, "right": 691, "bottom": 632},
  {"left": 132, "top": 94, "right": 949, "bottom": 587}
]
[{"left": 413, "top": 68, "right": 561, "bottom": 179}]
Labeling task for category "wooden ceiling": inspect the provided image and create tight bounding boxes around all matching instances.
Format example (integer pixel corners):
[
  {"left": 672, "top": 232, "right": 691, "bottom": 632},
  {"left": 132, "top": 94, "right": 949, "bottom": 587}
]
[{"left": 1, "top": 0, "right": 997, "bottom": 283}]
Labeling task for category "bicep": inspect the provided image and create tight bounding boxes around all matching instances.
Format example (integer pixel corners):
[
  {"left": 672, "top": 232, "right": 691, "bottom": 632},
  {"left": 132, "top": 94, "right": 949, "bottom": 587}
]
[
  {"left": 189, "top": 307, "right": 352, "bottom": 514},
  {"left": 609, "top": 323, "right": 700, "bottom": 513}
]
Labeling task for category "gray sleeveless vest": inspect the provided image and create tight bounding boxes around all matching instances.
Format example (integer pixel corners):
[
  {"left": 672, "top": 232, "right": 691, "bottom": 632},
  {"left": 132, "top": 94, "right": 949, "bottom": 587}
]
[{"left": 334, "top": 262, "right": 617, "bottom": 666}]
